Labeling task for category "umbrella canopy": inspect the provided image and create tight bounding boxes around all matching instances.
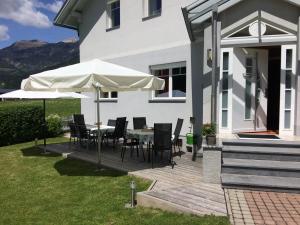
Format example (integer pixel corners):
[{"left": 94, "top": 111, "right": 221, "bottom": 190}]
[
  {"left": 0, "top": 89, "right": 89, "bottom": 99},
  {"left": 0, "top": 89, "right": 88, "bottom": 154},
  {"left": 21, "top": 59, "right": 165, "bottom": 92},
  {"left": 21, "top": 59, "right": 165, "bottom": 168}
]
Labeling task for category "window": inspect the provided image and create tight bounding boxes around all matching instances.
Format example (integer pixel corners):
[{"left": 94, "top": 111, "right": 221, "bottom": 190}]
[
  {"left": 284, "top": 49, "right": 293, "bottom": 129},
  {"left": 151, "top": 62, "right": 186, "bottom": 100},
  {"left": 100, "top": 91, "right": 118, "bottom": 99},
  {"left": 221, "top": 52, "right": 229, "bottom": 127},
  {"left": 244, "top": 57, "right": 254, "bottom": 120},
  {"left": 107, "top": 0, "right": 120, "bottom": 29},
  {"left": 148, "top": 0, "right": 161, "bottom": 17},
  {"left": 143, "top": 0, "right": 161, "bottom": 19}
]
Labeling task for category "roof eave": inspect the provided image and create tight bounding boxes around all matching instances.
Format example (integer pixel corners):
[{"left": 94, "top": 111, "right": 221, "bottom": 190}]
[{"left": 54, "top": 0, "right": 80, "bottom": 30}]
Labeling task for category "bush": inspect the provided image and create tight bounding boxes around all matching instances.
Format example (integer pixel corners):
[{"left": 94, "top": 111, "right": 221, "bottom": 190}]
[
  {"left": 46, "top": 114, "right": 63, "bottom": 137},
  {"left": 201, "top": 123, "right": 216, "bottom": 136},
  {"left": 0, "top": 104, "right": 43, "bottom": 147}
]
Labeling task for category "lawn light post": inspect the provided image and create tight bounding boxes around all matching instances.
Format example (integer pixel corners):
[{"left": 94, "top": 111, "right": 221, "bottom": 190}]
[{"left": 125, "top": 180, "right": 136, "bottom": 208}]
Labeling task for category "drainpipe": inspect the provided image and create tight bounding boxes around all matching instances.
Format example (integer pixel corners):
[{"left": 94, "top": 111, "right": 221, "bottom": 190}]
[{"left": 211, "top": 5, "right": 218, "bottom": 127}]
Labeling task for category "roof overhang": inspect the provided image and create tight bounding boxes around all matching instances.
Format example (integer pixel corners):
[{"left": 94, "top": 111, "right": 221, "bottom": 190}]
[
  {"left": 182, "top": 0, "right": 300, "bottom": 41},
  {"left": 54, "top": 0, "right": 88, "bottom": 30}
]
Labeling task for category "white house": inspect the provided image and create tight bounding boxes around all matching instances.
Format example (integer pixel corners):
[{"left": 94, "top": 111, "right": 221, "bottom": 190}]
[{"left": 54, "top": 0, "right": 300, "bottom": 143}]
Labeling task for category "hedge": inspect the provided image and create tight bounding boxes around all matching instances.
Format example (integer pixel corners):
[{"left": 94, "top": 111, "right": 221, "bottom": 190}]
[{"left": 0, "top": 104, "right": 44, "bottom": 147}]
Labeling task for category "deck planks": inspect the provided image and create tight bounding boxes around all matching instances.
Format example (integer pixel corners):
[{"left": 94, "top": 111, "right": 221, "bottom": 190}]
[{"left": 45, "top": 143, "right": 227, "bottom": 216}]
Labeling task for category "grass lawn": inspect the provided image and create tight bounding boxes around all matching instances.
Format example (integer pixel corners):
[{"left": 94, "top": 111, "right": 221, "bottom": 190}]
[
  {"left": 0, "top": 99, "right": 80, "bottom": 117},
  {"left": 0, "top": 138, "right": 230, "bottom": 225}
]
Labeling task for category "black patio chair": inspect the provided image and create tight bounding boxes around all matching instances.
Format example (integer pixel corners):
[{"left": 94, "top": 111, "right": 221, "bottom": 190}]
[
  {"left": 76, "top": 124, "right": 96, "bottom": 150},
  {"left": 104, "top": 117, "right": 127, "bottom": 148},
  {"left": 133, "top": 117, "right": 147, "bottom": 129},
  {"left": 68, "top": 122, "right": 78, "bottom": 145},
  {"left": 152, "top": 123, "right": 174, "bottom": 169},
  {"left": 73, "top": 114, "right": 85, "bottom": 126},
  {"left": 173, "top": 118, "right": 184, "bottom": 157},
  {"left": 107, "top": 119, "right": 116, "bottom": 127},
  {"left": 121, "top": 137, "right": 145, "bottom": 162},
  {"left": 102, "top": 119, "right": 116, "bottom": 139}
]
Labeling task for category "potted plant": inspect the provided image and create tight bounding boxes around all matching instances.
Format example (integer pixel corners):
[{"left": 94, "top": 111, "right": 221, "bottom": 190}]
[{"left": 202, "top": 123, "right": 216, "bottom": 146}]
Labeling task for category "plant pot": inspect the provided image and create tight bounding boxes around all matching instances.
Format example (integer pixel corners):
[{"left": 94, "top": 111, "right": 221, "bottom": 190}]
[
  {"left": 186, "top": 133, "right": 197, "bottom": 145},
  {"left": 206, "top": 135, "right": 216, "bottom": 146}
]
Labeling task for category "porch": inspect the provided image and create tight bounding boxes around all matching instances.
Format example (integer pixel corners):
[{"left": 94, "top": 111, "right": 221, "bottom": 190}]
[{"left": 45, "top": 142, "right": 228, "bottom": 217}]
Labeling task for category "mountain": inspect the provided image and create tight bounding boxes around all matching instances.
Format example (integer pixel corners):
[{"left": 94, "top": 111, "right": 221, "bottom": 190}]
[{"left": 0, "top": 40, "right": 79, "bottom": 89}]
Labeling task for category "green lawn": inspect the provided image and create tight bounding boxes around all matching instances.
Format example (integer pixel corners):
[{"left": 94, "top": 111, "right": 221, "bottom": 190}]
[
  {"left": 0, "top": 138, "right": 229, "bottom": 225},
  {"left": 0, "top": 99, "right": 80, "bottom": 117}
]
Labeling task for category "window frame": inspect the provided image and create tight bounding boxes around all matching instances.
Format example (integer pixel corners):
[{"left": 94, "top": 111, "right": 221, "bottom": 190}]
[
  {"left": 106, "top": 0, "right": 120, "bottom": 31},
  {"left": 150, "top": 62, "right": 186, "bottom": 101},
  {"left": 142, "top": 0, "right": 161, "bottom": 21},
  {"left": 99, "top": 91, "right": 118, "bottom": 101}
]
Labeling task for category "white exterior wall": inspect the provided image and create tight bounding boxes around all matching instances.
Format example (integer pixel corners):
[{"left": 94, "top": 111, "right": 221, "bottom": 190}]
[{"left": 79, "top": 0, "right": 196, "bottom": 134}]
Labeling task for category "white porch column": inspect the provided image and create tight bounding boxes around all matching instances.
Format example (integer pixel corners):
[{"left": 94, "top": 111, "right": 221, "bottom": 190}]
[{"left": 295, "top": 16, "right": 300, "bottom": 135}]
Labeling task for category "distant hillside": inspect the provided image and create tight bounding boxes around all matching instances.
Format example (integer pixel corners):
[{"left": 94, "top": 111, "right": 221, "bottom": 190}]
[{"left": 0, "top": 40, "right": 79, "bottom": 89}]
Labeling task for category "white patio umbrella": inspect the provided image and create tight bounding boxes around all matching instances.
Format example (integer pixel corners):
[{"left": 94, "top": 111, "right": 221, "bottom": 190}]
[
  {"left": 21, "top": 59, "right": 165, "bottom": 168},
  {"left": 0, "top": 89, "right": 89, "bottom": 153}
]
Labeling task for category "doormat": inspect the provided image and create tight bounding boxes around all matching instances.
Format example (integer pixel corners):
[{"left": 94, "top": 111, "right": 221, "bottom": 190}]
[{"left": 237, "top": 133, "right": 280, "bottom": 139}]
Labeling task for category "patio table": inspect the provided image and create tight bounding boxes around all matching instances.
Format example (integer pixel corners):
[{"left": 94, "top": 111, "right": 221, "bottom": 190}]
[
  {"left": 126, "top": 129, "right": 154, "bottom": 162},
  {"left": 86, "top": 124, "right": 115, "bottom": 132}
]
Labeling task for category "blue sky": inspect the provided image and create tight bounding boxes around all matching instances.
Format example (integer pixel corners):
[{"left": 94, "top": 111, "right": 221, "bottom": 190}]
[{"left": 0, "top": 0, "right": 77, "bottom": 49}]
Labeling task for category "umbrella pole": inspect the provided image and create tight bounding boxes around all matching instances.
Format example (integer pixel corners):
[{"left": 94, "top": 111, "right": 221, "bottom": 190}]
[
  {"left": 96, "top": 86, "right": 103, "bottom": 170},
  {"left": 42, "top": 99, "right": 48, "bottom": 154}
]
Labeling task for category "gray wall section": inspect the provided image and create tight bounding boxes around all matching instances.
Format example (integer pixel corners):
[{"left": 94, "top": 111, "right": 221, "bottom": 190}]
[
  {"left": 220, "top": 0, "right": 300, "bottom": 34},
  {"left": 191, "top": 40, "right": 204, "bottom": 145},
  {"left": 201, "top": 22, "right": 222, "bottom": 128}
]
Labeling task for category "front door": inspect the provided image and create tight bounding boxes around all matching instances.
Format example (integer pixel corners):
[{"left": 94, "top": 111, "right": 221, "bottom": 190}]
[
  {"left": 220, "top": 48, "right": 269, "bottom": 133},
  {"left": 233, "top": 48, "right": 268, "bottom": 133}
]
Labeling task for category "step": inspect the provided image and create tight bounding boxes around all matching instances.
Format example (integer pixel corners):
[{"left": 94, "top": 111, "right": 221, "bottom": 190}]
[
  {"left": 222, "top": 145, "right": 300, "bottom": 161},
  {"left": 221, "top": 174, "right": 300, "bottom": 192},
  {"left": 222, "top": 158, "right": 300, "bottom": 177},
  {"left": 223, "top": 139, "right": 300, "bottom": 148}
]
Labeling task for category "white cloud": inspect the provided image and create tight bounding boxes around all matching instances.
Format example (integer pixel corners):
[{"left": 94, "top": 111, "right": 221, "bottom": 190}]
[
  {"left": 0, "top": 0, "right": 52, "bottom": 28},
  {"left": 36, "top": 0, "right": 64, "bottom": 14},
  {"left": 0, "top": 25, "right": 9, "bottom": 41}
]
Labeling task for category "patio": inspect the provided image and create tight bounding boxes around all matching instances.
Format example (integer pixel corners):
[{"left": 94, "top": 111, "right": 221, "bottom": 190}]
[{"left": 45, "top": 141, "right": 228, "bottom": 217}]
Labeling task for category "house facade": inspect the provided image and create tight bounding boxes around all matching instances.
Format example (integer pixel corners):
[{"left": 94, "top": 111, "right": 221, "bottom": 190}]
[{"left": 55, "top": 0, "right": 300, "bottom": 140}]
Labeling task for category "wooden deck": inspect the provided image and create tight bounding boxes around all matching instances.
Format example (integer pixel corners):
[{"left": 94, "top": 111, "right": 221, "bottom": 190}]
[{"left": 45, "top": 142, "right": 227, "bottom": 217}]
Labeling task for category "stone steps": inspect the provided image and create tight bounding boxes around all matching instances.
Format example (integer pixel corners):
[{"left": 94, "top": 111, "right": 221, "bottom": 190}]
[
  {"left": 221, "top": 174, "right": 300, "bottom": 192},
  {"left": 222, "top": 158, "right": 300, "bottom": 177},
  {"left": 221, "top": 139, "right": 300, "bottom": 192},
  {"left": 223, "top": 145, "right": 300, "bottom": 161}
]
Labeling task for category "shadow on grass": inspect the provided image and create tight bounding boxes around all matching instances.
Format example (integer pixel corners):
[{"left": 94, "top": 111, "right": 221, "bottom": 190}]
[
  {"left": 54, "top": 158, "right": 127, "bottom": 177},
  {"left": 21, "top": 146, "right": 60, "bottom": 157}
]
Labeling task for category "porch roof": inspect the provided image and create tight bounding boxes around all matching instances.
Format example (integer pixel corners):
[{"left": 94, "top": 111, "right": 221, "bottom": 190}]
[
  {"left": 54, "top": 0, "right": 87, "bottom": 30},
  {"left": 182, "top": 0, "right": 300, "bottom": 41}
]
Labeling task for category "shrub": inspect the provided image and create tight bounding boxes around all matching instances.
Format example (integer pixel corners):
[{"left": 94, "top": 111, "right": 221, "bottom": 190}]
[
  {"left": 201, "top": 123, "right": 216, "bottom": 136},
  {"left": 0, "top": 104, "right": 43, "bottom": 146},
  {"left": 46, "top": 114, "right": 63, "bottom": 137}
]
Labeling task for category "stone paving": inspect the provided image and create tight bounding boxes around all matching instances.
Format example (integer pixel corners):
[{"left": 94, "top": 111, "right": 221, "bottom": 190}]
[{"left": 225, "top": 189, "right": 300, "bottom": 225}]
